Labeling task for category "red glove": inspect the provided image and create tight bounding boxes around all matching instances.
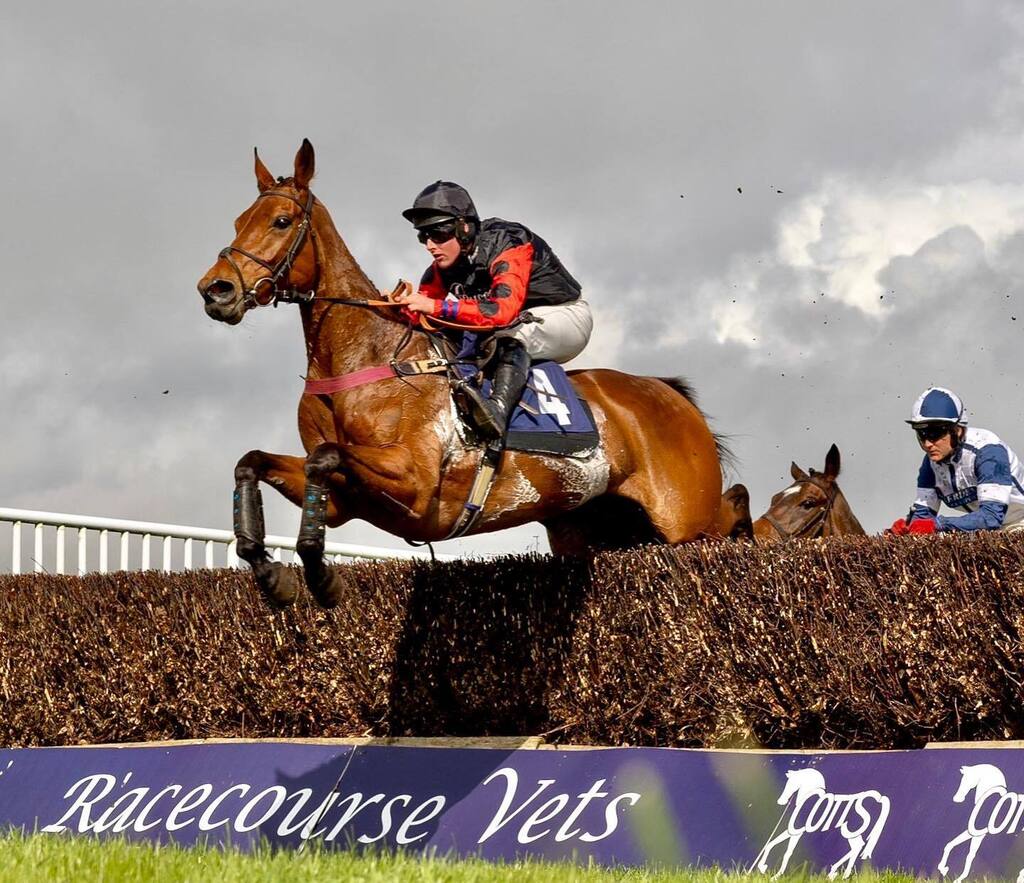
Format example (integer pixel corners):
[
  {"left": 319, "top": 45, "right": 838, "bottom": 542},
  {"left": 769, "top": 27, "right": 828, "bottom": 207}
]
[
  {"left": 908, "top": 518, "right": 938, "bottom": 534},
  {"left": 888, "top": 518, "right": 910, "bottom": 536}
]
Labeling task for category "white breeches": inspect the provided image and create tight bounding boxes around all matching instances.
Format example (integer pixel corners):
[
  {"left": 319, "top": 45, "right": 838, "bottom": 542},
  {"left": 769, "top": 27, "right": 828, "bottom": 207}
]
[{"left": 496, "top": 299, "right": 593, "bottom": 363}]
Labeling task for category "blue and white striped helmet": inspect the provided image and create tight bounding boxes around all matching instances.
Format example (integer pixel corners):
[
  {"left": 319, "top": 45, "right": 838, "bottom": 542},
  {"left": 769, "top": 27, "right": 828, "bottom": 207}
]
[{"left": 906, "top": 386, "right": 968, "bottom": 426}]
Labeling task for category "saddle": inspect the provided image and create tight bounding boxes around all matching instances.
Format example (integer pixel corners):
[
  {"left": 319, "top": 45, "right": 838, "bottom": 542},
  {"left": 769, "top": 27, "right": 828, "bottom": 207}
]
[{"left": 441, "top": 331, "right": 599, "bottom": 457}]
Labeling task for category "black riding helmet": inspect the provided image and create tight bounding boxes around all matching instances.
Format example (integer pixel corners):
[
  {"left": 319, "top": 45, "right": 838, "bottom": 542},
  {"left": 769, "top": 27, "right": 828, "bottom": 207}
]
[{"left": 402, "top": 181, "right": 479, "bottom": 238}]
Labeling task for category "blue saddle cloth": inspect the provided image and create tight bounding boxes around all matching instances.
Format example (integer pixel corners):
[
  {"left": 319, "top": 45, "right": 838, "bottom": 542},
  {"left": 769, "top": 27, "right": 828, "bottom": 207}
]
[{"left": 455, "top": 334, "right": 599, "bottom": 456}]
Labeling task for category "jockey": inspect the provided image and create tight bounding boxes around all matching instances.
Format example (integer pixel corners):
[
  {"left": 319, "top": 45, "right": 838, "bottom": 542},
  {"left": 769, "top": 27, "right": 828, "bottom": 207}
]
[
  {"left": 889, "top": 386, "right": 1024, "bottom": 535},
  {"left": 395, "top": 180, "right": 593, "bottom": 440}
]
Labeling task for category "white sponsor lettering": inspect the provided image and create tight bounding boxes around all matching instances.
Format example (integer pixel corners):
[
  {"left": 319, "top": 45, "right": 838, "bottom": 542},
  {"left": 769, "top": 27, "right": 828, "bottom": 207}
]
[
  {"left": 166, "top": 784, "right": 214, "bottom": 831},
  {"left": 357, "top": 795, "right": 411, "bottom": 844},
  {"left": 42, "top": 774, "right": 117, "bottom": 833},
  {"left": 133, "top": 784, "right": 181, "bottom": 832},
  {"left": 532, "top": 368, "right": 572, "bottom": 426},
  {"left": 395, "top": 796, "right": 446, "bottom": 844},
  {"left": 36, "top": 761, "right": 639, "bottom": 848},
  {"left": 578, "top": 793, "right": 642, "bottom": 842},
  {"left": 324, "top": 792, "right": 384, "bottom": 842},
  {"left": 198, "top": 784, "right": 250, "bottom": 831},
  {"left": 554, "top": 779, "right": 609, "bottom": 842},
  {"left": 235, "top": 786, "right": 288, "bottom": 833},
  {"left": 478, "top": 767, "right": 640, "bottom": 845},
  {"left": 275, "top": 788, "right": 341, "bottom": 839},
  {"left": 939, "top": 763, "right": 1024, "bottom": 883},
  {"left": 92, "top": 774, "right": 153, "bottom": 834},
  {"left": 752, "top": 768, "right": 890, "bottom": 879},
  {"left": 518, "top": 795, "right": 569, "bottom": 844}
]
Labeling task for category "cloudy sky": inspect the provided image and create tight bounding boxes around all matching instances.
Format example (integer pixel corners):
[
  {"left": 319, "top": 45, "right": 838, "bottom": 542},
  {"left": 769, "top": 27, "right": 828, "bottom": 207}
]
[{"left": 3, "top": 0, "right": 1024, "bottom": 558}]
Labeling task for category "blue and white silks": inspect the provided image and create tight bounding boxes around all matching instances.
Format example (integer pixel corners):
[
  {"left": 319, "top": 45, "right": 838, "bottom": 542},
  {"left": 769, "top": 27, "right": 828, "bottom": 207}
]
[{"left": 912, "top": 427, "right": 1024, "bottom": 531}]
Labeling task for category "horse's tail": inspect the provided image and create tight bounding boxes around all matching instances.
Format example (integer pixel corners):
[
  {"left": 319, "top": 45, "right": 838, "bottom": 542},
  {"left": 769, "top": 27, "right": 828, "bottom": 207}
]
[
  {"left": 654, "top": 376, "right": 738, "bottom": 479},
  {"left": 860, "top": 792, "right": 891, "bottom": 860}
]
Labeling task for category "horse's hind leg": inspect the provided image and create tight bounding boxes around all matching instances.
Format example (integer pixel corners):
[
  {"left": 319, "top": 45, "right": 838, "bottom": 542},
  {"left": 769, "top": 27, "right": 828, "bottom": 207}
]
[
  {"left": 544, "top": 495, "right": 658, "bottom": 555},
  {"left": 827, "top": 835, "right": 863, "bottom": 879},
  {"left": 296, "top": 443, "right": 349, "bottom": 608},
  {"left": 719, "top": 483, "right": 754, "bottom": 541},
  {"left": 234, "top": 450, "right": 308, "bottom": 608}
]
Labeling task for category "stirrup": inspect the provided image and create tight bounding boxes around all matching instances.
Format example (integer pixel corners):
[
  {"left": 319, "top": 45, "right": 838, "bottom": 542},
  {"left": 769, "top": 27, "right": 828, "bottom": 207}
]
[{"left": 463, "top": 385, "right": 505, "bottom": 440}]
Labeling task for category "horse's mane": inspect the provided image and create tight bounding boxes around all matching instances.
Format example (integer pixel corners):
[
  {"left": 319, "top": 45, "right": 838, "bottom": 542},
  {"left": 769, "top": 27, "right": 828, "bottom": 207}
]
[{"left": 655, "top": 376, "right": 738, "bottom": 477}]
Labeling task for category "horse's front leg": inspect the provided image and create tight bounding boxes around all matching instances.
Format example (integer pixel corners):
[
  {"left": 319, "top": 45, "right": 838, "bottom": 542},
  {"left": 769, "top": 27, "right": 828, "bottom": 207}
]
[
  {"left": 234, "top": 449, "right": 331, "bottom": 608},
  {"left": 296, "top": 444, "right": 353, "bottom": 608},
  {"left": 296, "top": 441, "right": 425, "bottom": 608}
]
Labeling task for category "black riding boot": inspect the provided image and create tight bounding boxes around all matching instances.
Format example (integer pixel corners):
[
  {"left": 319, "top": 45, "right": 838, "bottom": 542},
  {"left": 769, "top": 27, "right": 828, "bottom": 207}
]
[{"left": 465, "top": 339, "right": 531, "bottom": 440}]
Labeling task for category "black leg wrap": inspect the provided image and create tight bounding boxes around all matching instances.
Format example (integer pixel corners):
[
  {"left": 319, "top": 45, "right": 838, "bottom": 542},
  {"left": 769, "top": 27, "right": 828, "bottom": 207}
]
[
  {"left": 297, "top": 481, "right": 329, "bottom": 556},
  {"left": 233, "top": 479, "right": 267, "bottom": 561}
]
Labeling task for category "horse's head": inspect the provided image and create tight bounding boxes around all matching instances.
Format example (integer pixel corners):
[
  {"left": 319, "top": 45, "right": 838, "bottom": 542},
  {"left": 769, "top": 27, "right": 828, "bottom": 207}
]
[
  {"left": 954, "top": 764, "right": 1006, "bottom": 804},
  {"left": 198, "top": 139, "right": 319, "bottom": 325},
  {"left": 753, "top": 444, "right": 855, "bottom": 542},
  {"left": 779, "top": 767, "right": 825, "bottom": 805}
]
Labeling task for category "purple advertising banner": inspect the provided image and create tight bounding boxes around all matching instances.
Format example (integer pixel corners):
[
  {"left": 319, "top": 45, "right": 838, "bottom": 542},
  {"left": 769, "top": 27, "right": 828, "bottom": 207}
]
[{"left": 3, "top": 741, "right": 1024, "bottom": 878}]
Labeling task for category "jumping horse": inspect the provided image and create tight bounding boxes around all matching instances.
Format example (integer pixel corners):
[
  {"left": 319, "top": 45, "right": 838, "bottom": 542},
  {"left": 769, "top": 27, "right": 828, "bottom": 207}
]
[
  {"left": 197, "top": 140, "right": 727, "bottom": 607},
  {"left": 753, "top": 444, "right": 865, "bottom": 542}
]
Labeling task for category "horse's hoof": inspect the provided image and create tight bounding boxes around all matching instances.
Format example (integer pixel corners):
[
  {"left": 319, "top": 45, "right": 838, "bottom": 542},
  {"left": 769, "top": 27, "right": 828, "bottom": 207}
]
[
  {"left": 256, "top": 562, "right": 300, "bottom": 609},
  {"left": 309, "top": 567, "right": 349, "bottom": 609}
]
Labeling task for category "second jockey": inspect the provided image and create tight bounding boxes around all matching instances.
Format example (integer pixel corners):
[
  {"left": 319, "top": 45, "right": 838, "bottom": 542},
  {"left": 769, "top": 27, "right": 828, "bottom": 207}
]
[
  {"left": 890, "top": 386, "right": 1024, "bottom": 535},
  {"left": 395, "top": 181, "right": 593, "bottom": 440}
]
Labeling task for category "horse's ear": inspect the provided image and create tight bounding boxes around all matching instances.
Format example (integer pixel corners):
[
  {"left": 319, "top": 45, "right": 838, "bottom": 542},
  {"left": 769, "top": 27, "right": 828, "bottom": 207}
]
[
  {"left": 294, "top": 138, "right": 315, "bottom": 189},
  {"left": 824, "top": 444, "right": 841, "bottom": 480},
  {"left": 254, "top": 148, "right": 275, "bottom": 193},
  {"left": 791, "top": 462, "right": 809, "bottom": 481}
]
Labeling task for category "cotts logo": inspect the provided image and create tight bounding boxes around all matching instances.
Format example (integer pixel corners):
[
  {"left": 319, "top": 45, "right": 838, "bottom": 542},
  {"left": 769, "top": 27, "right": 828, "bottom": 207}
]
[
  {"left": 751, "top": 768, "right": 891, "bottom": 879},
  {"left": 940, "top": 764, "right": 1024, "bottom": 883}
]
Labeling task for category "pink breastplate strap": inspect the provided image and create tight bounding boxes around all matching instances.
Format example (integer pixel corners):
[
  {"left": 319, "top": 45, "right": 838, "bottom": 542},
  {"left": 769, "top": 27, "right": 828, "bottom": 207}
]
[
  {"left": 302, "top": 358, "right": 450, "bottom": 396},
  {"left": 303, "top": 365, "right": 397, "bottom": 395}
]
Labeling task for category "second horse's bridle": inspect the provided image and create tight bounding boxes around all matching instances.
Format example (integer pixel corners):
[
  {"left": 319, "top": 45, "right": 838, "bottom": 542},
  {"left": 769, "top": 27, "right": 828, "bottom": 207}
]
[
  {"left": 217, "top": 188, "right": 319, "bottom": 309},
  {"left": 761, "top": 475, "right": 839, "bottom": 541}
]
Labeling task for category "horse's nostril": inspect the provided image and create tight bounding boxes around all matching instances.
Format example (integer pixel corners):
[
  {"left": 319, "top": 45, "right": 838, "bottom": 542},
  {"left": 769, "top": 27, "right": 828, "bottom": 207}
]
[{"left": 202, "top": 279, "right": 236, "bottom": 305}]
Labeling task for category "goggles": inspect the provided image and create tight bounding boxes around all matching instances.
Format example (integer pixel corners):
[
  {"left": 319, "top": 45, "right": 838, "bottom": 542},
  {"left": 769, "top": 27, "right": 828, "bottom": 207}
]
[
  {"left": 914, "top": 423, "right": 953, "bottom": 443},
  {"left": 416, "top": 223, "right": 457, "bottom": 245}
]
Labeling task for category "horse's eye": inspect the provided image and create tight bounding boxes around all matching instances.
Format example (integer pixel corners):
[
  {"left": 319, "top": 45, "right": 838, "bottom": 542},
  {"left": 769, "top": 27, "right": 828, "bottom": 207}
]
[
  {"left": 800, "top": 499, "right": 817, "bottom": 509},
  {"left": 273, "top": 216, "right": 292, "bottom": 229}
]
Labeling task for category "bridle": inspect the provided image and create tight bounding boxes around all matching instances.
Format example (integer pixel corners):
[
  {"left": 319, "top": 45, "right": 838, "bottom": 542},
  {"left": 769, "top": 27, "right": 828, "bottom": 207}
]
[
  {"left": 216, "top": 188, "right": 319, "bottom": 309},
  {"left": 762, "top": 475, "right": 840, "bottom": 541}
]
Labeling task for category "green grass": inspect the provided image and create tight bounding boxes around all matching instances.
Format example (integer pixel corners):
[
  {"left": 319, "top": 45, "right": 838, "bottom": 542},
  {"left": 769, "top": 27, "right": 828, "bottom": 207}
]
[{"left": 0, "top": 832, "right": 926, "bottom": 882}]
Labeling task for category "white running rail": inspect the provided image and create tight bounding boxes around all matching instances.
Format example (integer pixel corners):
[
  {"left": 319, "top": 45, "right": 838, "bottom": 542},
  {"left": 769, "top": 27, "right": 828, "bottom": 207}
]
[{"left": 0, "top": 507, "right": 448, "bottom": 575}]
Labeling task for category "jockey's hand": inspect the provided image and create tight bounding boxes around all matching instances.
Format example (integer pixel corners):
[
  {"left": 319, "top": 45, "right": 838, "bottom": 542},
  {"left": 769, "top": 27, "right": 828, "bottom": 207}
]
[
  {"left": 887, "top": 518, "right": 910, "bottom": 536},
  {"left": 908, "top": 517, "right": 938, "bottom": 535},
  {"left": 392, "top": 288, "right": 437, "bottom": 314}
]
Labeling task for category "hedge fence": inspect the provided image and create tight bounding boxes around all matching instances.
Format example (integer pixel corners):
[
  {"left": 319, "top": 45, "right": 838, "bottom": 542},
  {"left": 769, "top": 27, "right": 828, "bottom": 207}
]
[{"left": 2, "top": 533, "right": 1023, "bottom": 749}]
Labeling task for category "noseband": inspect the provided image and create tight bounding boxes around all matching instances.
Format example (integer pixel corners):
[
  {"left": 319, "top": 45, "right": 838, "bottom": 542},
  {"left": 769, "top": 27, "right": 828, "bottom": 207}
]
[
  {"left": 217, "top": 189, "right": 318, "bottom": 309},
  {"left": 762, "top": 476, "right": 839, "bottom": 541}
]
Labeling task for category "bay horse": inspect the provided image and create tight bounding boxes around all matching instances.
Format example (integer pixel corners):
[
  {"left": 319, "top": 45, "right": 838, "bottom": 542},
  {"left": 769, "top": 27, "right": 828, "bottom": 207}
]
[
  {"left": 197, "top": 140, "right": 725, "bottom": 607},
  {"left": 753, "top": 444, "right": 865, "bottom": 542},
  {"left": 718, "top": 483, "right": 754, "bottom": 541}
]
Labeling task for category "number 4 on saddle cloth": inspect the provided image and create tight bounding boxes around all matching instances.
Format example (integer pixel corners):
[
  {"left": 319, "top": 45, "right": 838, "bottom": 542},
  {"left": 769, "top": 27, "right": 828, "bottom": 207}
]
[{"left": 454, "top": 332, "right": 599, "bottom": 457}]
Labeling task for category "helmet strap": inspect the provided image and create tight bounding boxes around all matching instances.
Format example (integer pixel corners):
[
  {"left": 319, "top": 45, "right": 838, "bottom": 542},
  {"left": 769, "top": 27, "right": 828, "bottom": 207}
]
[
  {"left": 455, "top": 216, "right": 476, "bottom": 249},
  {"left": 939, "top": 426, "right": 964, "bottom": 463},
  {"left": 952, "top": 425, "right": 965, "bottom": 455}
]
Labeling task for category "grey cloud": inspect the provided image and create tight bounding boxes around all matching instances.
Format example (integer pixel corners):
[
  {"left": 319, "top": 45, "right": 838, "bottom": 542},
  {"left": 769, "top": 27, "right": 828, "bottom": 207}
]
[{"left": 3, "top": 1, "right": 1024, "bottom": 554}]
